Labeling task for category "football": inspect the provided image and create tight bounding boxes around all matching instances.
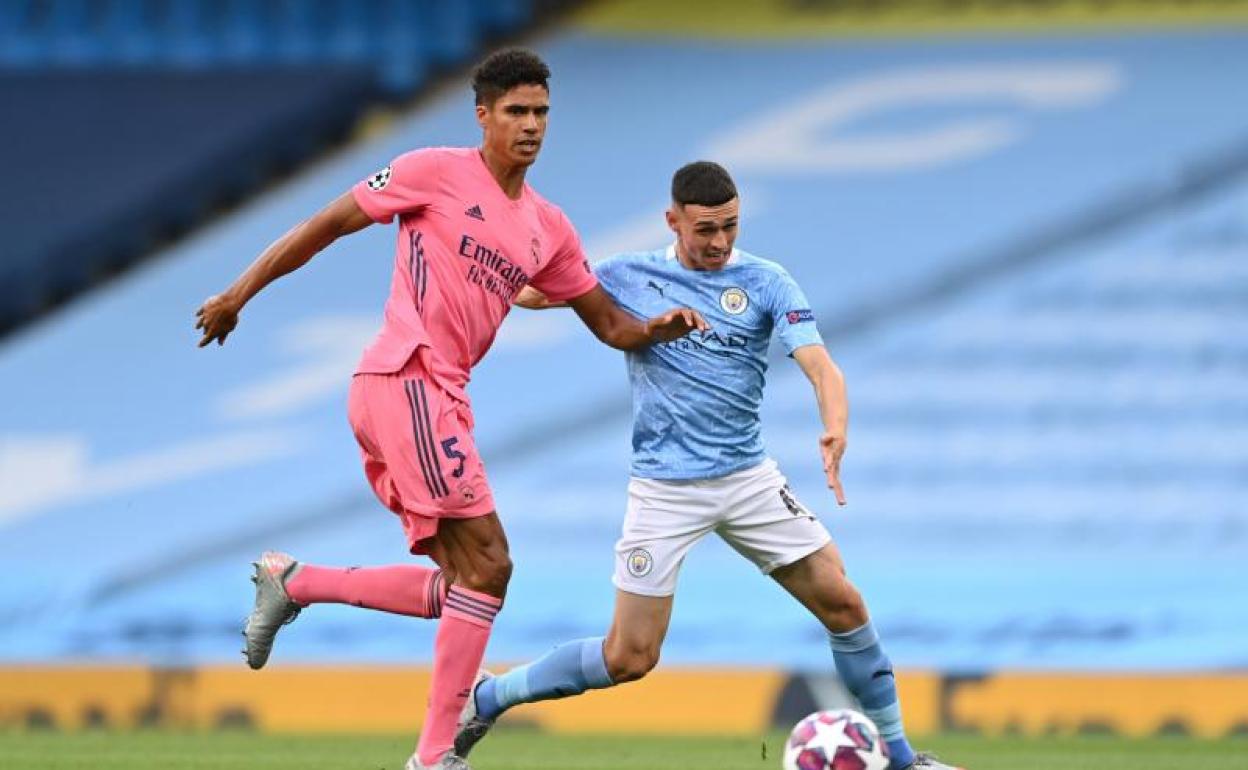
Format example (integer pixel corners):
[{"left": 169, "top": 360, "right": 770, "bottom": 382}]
[{"left": 782, "top": 709, "right": 891, "bottom": 770}]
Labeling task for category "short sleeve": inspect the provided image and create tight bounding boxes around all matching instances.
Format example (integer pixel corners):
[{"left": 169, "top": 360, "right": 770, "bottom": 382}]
[
  {"left": 593, "top": 254, "right": 626, "bottom": 299},
  {"left": 529, "top": 210, "right": 598, "bottom": 302},
  {"left": 351, "top": 149, "right": 441, "bottom": 224},
  {"left": 769, "top": 268, "right": 824, "bottom": 355}
]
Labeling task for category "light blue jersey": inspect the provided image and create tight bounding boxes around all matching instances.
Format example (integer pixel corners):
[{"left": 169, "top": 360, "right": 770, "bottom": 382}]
[{"left": 596, "top": 245, "right": 824, "bottom": 480}]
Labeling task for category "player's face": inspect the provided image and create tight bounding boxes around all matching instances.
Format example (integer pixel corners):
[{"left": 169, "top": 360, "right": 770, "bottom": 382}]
[
  {"left": 476, "top": 84, "right": 549, "bottom": 168},
  {"left": 667, "top": 198, "right": 740, "bottom": 271}
]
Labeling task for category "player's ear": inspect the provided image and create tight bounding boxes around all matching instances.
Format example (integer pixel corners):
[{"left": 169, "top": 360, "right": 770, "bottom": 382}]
[
  {"left": 665, "top": 206, "right": 679, "bottom": 234},
  {"left": 475, "top": 103, "right": 489, "bottom": 129}
]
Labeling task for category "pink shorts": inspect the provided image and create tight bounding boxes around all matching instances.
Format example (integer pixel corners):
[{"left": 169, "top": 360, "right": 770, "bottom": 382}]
[{"left": 348, "top": 356, "right": 495, "bottom": 555}]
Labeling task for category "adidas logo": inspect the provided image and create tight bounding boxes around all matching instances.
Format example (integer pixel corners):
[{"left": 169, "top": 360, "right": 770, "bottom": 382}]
[{"left": 465, "top": 204, "right": 485, "bottom": 221}]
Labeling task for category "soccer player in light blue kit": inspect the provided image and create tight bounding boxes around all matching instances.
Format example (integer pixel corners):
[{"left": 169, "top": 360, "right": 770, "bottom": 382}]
[{"left": 456, "top": 162, "right": 964, "bottom": 770}]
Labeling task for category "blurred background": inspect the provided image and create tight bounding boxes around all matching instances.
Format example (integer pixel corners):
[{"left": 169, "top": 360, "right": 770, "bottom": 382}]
[{"left": 2, "top": 0, "right": 1246, "bottom": 744}]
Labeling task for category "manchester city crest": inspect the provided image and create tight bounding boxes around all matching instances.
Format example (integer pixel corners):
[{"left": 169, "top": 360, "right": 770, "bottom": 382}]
[
  {"left": 720, "top": 287, "right": 749, "bottom": 315},
  {"left": 626, "top": 548, "right": 654, "bottom": 578}
]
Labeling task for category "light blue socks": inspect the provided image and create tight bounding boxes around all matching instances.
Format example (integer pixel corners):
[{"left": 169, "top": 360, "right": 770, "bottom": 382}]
[
  {"left": 830, "top": 621, "right": 916, "bottom": 770},
  {"left": 475, "top": 636, "right": 613, "bottom": 720}
]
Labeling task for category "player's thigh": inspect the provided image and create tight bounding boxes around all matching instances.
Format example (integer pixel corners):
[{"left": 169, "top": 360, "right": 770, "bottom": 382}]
[
  {"left": 604, "top": 589, "right": 674, "bottom": 681},
  {"left": 613, "top": 477, "right": 717, "bottom": 598},
  {"left": 395, "top": 373, "right": 494, "bottom": 513},
  {"left": 350, "top": 368, "right": 496, "bottom": 553}
]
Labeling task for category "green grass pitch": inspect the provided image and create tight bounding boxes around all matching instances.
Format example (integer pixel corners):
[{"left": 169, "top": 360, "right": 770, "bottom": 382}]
[{"left": 1, "top": 730, "right": 1245, "bottom": 769}]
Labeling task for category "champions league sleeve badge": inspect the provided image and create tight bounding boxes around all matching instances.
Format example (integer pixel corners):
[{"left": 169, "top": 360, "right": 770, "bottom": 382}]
[
  {"left": 366, "top": 166, "right": 392, "bottom": 191},
  {"left": 720, "top": 287, "right": 749, "bottom": 314}
]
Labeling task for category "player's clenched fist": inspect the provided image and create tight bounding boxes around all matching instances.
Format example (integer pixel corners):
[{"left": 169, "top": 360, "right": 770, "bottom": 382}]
[
  {"left": 644, "top": 307, "right": 710, "bottom": 342},
  {"left": 195, "top": 293, "right": 241, "bottom": 347}
]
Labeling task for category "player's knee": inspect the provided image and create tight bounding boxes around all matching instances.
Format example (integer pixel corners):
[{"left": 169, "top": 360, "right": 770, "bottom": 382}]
[
  {"left": 823, "top": 579, "right": 869, "bottom": 630},
  {"left": 605, "top": 644, "right": 660, "bottom": 684},
  {"left": 458, "top": 549, "right": 512, "bottom": 596}
]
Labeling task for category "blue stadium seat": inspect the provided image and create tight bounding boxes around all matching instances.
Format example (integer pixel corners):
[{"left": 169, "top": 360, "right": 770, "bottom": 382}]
[
  {"left": 163, "top": 0, "right": 215, "bottom": 67},
  {"left": 0, "top": 0, "right": 43, "bottom": 66},
  {"left": 219, "top": 0, "right": 269, "bottom": 64},
  {"left": 426, "top": 1, "right": 478, "bottom": 67},
  {"left": 473, "top": 0, "right": 532, "bottom": 35},
  {"left": 100, "top": 0, "right": 159, "bottom": 65},
  {"left": 377, "top": 0, "right": 431, "bottom": 93}
]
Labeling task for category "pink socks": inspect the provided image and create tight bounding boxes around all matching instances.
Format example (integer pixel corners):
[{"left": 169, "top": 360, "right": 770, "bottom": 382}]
[
  {"left": 285, "top": 564, "right": 446, "bottom": 618},
  {"left": 282, "top": 564, "right": 500, "bottom": 765},
  {"left": 416, "top": 585, "right": 502, "bottom": 764}
]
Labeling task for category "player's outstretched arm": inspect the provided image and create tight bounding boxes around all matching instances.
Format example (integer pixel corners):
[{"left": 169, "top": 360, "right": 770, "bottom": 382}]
[
  {"left": 794, "top": 344, "right": 849, "bottom": 506},
  {"left": 566, "top": 285, "right": 709, "bottom": 351},
  {"left": 195, "top": 192, "right": 373, "bottom": 347}
]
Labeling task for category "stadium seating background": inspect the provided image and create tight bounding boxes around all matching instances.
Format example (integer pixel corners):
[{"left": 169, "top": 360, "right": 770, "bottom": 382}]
[
  {"left": 0, "top": 0, "right": 545, "bottom": 333},
  {"left": 2, "top": 18, "right": 1246, "bottom": 684}
]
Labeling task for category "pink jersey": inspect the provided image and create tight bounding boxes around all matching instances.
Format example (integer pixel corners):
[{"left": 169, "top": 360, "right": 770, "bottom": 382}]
[{"left": 351, "top": 147, "right": 597, "bottom": 402}]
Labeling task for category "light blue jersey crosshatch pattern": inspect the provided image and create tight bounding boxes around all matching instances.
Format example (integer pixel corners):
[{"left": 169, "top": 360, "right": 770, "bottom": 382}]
[{"left": 595, "top": 245, "right": 823, "bottom": 481}]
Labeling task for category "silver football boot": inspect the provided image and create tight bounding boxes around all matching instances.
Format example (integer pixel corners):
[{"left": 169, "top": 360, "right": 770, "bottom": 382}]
[
  {"left": 404, "top": 752, "right": 472, "bottom": 770},
  {"left": 906, "top": 752, "right": 966, "bottom": 770},
  {"left": 242, "top": 551, "right": 303, "bottom": 670},
  {"left": 453, "top": 670, "right": 497, "bottom": 757}
]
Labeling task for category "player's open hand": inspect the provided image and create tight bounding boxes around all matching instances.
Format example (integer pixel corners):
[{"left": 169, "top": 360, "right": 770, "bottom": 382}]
[
  {"left": 195, "top": 293, "right": 241, "bottom": 347},
  {"left": 645, "top": 307, "right": 710, "bottom": 342},
  {"left": 820, "top": 431, "right": 847, "bottom": 506}
]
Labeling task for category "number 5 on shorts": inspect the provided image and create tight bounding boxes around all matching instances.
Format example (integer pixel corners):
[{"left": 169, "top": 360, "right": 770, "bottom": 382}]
[{"left": 441, "top": 437, "right": 466, "bottom": 478}]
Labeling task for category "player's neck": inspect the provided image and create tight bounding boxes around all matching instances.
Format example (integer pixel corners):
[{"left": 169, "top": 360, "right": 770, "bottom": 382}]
[
  {"left": 478, "top": 147, "right": 527, "bottom": 200},
  {"left": 674, "top": 243, "right": 696, "bottom": 270},
  {"left": 674, "top": 242, "right": 706, "bottom": 271}
]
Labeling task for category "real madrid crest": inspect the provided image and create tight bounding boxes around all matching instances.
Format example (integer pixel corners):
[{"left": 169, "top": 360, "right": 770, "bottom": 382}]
[{"left": 720, "top": 287, "right": 749, "bottom": 315}]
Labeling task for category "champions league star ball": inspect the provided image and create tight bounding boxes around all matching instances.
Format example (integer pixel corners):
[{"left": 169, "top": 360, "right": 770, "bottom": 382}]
[{"left": 782, "top": 709, "right": 890, "bottom": 770}]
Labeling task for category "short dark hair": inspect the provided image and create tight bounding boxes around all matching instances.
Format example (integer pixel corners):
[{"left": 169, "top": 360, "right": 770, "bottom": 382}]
[
  {"left": 671, "top": 161, "right": 738, "bottom": 207},
  {"left": 472, "top": 48, "right": 550, "bottom": 106}
]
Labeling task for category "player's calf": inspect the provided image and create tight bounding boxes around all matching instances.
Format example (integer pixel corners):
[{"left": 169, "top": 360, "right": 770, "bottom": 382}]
[
  {"left": 603, "top": 636, "right": 660, "bottom": 683},
  {"left": 471, "top": 637, "right": 614, "bottom": 723},
  {"left": 817, "top": 578, "right": 869, "bottom": 634},
  {"left": 772, "top": 545, "right": 869, "bottom": 633}
]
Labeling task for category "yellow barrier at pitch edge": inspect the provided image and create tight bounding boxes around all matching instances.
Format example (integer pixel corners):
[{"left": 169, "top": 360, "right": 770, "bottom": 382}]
[
  {"left": 2, "top": 667, "right": 1246, "bottom": 737},
  {"left": 0, "top": 666, "right": 787, "bottom": 734},
  {"left": 948, "top": 673, "right": 1248, "bottom": 738}
]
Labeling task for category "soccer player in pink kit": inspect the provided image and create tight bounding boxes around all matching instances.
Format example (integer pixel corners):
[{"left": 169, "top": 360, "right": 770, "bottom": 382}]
[{"left": 194, "top": 49, "right": 706, "bottom": 770}]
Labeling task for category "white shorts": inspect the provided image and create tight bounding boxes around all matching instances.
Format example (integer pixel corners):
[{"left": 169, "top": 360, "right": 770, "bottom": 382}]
[{"left": 613, "top": 458, "right": 833, "bottom": 597}]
